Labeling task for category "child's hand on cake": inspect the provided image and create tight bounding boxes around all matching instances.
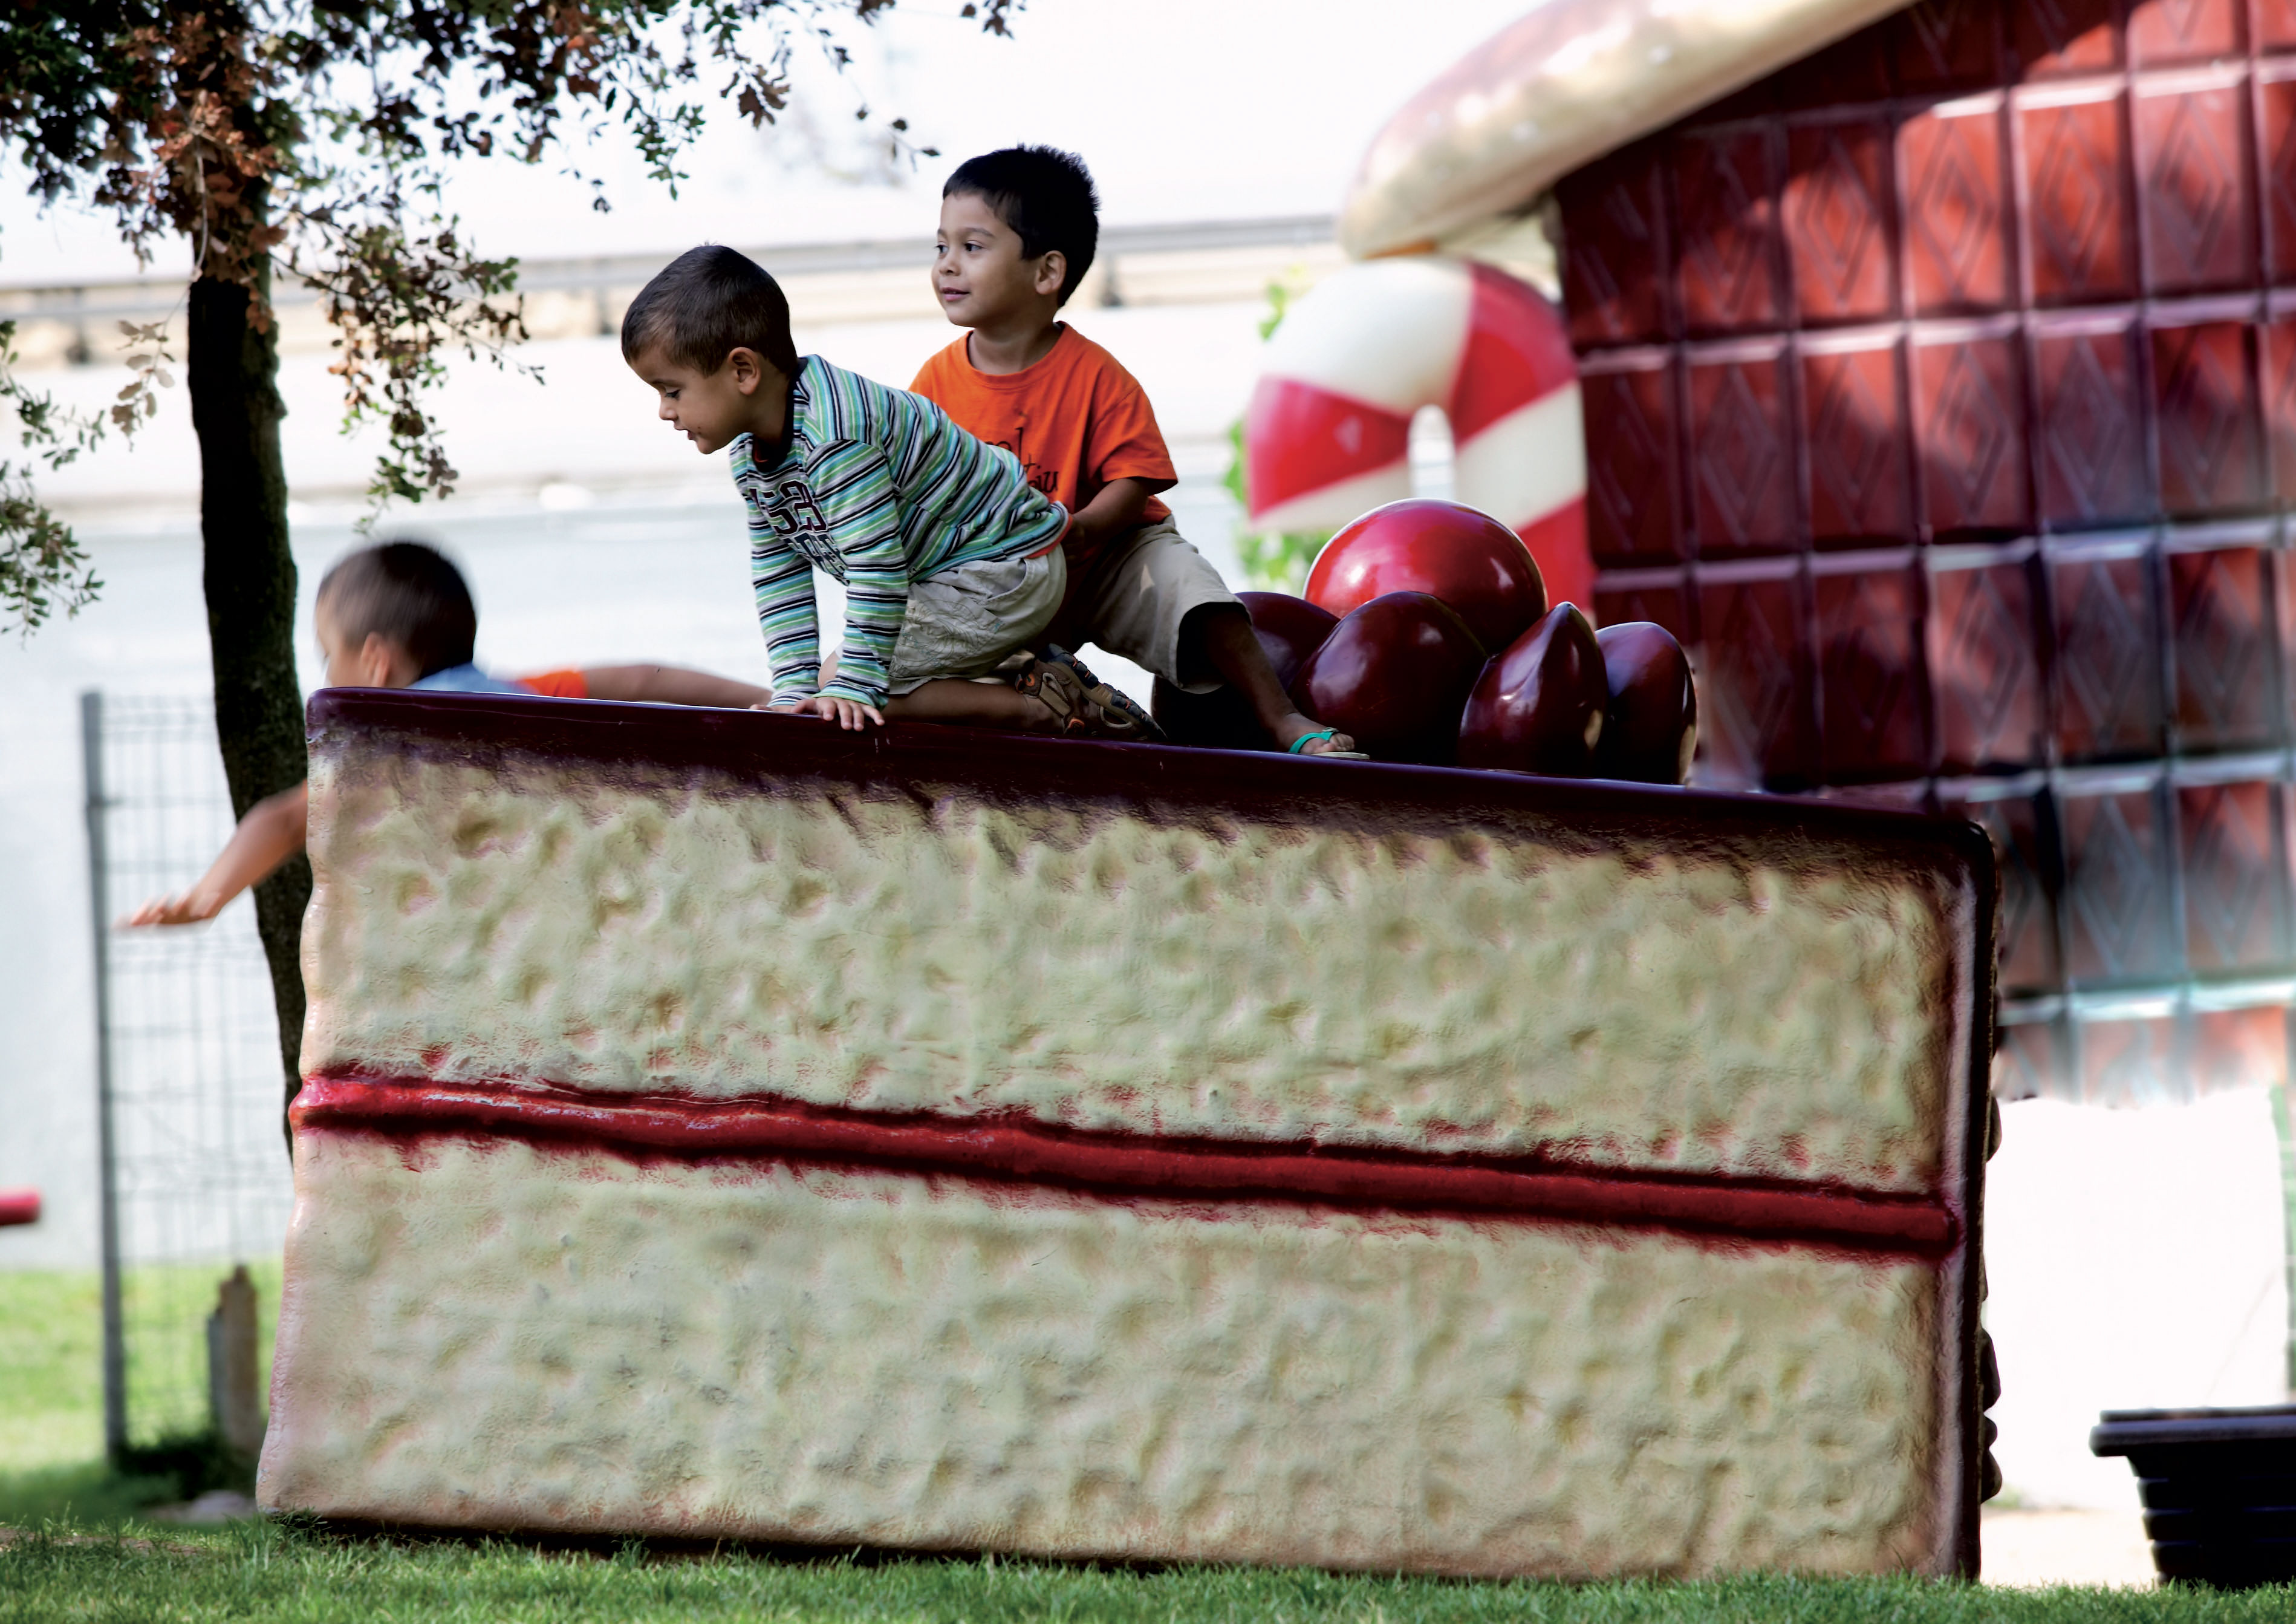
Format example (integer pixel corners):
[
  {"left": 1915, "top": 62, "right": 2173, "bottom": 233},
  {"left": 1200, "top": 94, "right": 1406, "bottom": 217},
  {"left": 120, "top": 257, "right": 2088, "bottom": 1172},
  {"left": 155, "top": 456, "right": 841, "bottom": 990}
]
[{"left": 764, "top": 694, "right": 885, "bottom": 731}]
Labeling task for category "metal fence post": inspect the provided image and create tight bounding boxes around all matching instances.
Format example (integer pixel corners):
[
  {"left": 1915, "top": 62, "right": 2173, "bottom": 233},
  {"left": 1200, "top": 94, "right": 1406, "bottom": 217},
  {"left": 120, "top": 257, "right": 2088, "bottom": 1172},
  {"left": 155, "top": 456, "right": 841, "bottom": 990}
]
[{"left": 81, "top": 688, "right": 127, "bottom": 1464}]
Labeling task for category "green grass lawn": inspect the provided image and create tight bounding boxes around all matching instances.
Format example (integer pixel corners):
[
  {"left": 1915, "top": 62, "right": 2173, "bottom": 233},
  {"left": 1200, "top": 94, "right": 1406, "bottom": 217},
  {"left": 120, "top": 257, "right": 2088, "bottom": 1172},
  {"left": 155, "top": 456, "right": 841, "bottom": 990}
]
[
  {"left": 1, "top": 1523, "right": 2293, "bottom": 1624},
  {"left": 0, "top": 1268, "right": 103, "bottom": 1476},
  {"left": 0, "top": 1264, "right": 274, "bottom": 1528},
  {"left": 0, "top": 1260, "right": 284, "bottom": 1472},
  {"left": 0, "top": 1267, "right": 169, "bottom": 1528}
]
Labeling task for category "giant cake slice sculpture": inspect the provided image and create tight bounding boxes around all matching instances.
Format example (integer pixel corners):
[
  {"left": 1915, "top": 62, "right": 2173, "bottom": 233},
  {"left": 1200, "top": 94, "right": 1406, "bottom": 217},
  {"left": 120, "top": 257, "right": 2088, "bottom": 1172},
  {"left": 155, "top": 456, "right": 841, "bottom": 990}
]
[{"left": 262, "top": 690, "right": 1997, "bottom": 1577}]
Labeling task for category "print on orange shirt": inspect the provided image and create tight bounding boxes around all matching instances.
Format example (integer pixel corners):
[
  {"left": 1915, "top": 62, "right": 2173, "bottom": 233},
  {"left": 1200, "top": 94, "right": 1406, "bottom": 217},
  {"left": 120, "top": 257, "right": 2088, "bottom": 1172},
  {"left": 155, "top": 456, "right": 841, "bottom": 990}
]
[{"left": 911, "top": 325, "right": 1177, "bottom": 576}]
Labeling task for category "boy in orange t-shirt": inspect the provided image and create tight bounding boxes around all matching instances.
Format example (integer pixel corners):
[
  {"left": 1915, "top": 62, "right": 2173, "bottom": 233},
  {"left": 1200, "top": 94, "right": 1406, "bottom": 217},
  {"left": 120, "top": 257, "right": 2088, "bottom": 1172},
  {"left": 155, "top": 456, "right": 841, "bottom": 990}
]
[{"left": 911, "top": 146, "right": 1359, "bottom": 757}]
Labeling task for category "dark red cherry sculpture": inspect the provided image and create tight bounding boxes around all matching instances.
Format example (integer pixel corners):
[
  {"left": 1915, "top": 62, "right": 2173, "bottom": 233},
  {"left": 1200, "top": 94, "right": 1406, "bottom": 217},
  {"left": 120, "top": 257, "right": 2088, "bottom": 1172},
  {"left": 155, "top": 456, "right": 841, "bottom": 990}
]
[
  {"left": 1304, "top": 499, "right": 1547, "bottom": 654},
  {"left": 1151, "top": 592, "right": 1340, "bottom": 748},
  {"left": 1593, "top": 621, "right": 1698, "bottom": 784},
  {"left": 1457, "top": 603, "right": 1607, "bottom": 776},
  {"left": 1289, "top": 591, "right": 1486, "bottom": 766},
  {"left": 1237, "top": 590, "right": 1342, "bottom": 687}
]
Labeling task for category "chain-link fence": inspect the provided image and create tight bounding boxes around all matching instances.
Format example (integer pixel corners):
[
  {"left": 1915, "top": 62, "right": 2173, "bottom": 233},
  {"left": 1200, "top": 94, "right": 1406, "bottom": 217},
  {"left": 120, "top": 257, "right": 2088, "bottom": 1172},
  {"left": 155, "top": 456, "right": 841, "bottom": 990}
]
[{"left": 80, "top": 691, "right": 293, "bottom": 1463}]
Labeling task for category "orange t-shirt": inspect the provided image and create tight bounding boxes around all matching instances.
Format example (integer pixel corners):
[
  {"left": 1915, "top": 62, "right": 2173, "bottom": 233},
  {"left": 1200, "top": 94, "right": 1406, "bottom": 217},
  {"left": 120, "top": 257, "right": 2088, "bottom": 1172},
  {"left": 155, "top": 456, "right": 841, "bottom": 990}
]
[
  {"left": 516, "top": 668, "right": 590, "bottom": 699},
  {"left": 909, "top": 325, "right": 1176, "bottom": 579}
]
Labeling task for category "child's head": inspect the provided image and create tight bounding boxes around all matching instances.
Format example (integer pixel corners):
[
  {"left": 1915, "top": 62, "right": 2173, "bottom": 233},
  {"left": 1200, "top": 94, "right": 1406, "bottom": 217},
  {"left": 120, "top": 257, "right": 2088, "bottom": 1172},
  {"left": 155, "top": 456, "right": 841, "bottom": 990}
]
[
  {"left": 622, "top": 246, "right": 801, "bottom": 454},
  {"left": 935, "top": 146, "right": 1099, "bottom": 331},
  {"left": 314, "top": 540, "right": 477, "bottom": 689}
]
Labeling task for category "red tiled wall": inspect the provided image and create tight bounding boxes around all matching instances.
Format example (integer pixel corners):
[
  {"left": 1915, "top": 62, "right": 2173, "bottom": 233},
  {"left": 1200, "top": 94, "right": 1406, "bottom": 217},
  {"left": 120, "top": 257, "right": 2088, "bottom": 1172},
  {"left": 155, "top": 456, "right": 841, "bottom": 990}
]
[{"left": 1564, "top": 0, "right": 2296, "bottom": 1103}]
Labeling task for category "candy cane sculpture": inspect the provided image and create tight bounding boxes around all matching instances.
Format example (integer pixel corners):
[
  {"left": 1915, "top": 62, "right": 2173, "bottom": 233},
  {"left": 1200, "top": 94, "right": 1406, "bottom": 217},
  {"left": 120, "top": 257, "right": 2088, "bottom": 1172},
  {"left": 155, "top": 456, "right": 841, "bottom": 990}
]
[{"left": 1243, "top": 256, "right": 1595, "bottom": 615}]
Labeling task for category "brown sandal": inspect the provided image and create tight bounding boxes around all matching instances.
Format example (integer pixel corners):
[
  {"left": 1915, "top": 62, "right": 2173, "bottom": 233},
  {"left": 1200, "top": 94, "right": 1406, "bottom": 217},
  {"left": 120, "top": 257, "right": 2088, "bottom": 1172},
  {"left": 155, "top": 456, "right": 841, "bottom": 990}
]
[{"left": 1015, "top": 648, "right": 1168, "bottom": 743}]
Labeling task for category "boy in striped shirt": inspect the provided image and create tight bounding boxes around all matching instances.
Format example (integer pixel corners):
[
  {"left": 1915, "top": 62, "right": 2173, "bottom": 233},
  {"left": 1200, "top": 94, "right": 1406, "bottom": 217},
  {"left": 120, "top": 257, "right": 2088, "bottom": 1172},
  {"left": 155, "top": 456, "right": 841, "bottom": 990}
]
[{"left": 622, "top": 245, "right": 1156, "bottom": 739}]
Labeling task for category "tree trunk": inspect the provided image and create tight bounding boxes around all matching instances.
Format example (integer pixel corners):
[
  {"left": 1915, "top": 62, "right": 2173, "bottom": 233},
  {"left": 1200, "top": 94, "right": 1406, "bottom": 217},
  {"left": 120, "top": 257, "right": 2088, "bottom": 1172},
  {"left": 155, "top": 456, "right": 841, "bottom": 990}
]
[{"left": 187, "top": 255, "right": 308, "bottom": 1144}]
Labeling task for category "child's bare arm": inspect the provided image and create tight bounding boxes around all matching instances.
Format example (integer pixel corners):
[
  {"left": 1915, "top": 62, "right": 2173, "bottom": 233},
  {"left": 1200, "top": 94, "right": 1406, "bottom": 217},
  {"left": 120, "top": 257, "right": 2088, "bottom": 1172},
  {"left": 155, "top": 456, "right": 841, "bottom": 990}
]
[
  {"left": 1061, "top": 477, "right": 1160, "bottom": 555},
  {"left": 123, "top": 781, "right": 309, "bottom": 927},
  {"left": 579, "top": 664, "right": 772, "bottom": 708}
]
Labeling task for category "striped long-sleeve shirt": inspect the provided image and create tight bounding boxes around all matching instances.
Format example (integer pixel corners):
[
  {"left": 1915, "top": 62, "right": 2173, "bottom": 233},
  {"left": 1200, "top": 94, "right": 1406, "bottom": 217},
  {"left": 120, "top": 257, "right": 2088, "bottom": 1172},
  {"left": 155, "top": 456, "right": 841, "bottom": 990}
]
[{"left": 730, "top": 357, "right": 1067, "bottom": 708}]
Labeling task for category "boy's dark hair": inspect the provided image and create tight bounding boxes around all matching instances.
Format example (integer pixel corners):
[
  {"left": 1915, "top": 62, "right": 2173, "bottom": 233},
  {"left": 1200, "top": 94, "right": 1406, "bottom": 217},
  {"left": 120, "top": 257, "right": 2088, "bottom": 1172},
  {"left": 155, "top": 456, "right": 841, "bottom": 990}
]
[
  {"left": 620, "top": 245, "right": 801, "bottom": 376},
  {"left": 316, "top": 540, "right": 477, "bottom": 678},
  {"left": 944, "top": 146, "right": 1099, "bottom": 307}
]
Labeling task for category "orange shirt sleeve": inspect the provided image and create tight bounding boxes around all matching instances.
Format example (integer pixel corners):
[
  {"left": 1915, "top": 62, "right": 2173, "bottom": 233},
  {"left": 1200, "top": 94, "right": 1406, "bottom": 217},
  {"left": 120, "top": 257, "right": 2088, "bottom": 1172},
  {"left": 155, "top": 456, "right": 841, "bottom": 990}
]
[
  {"left": 1082, "top": 362, "right": 1176, "bottom": 499},
  {"left": 516, "top": 668, "right": 590, "bottom": 699},
  {"left": 1075, "top": 355, "right": 1173, "bottom": 522}
]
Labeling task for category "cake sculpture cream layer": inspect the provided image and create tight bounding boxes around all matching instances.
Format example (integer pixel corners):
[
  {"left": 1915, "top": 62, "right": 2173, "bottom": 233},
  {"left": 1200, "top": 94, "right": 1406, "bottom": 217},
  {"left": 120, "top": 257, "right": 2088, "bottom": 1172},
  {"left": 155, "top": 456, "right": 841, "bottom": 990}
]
[{"left": 264, "top": 690, "right": 1995, "bottom": 1578}]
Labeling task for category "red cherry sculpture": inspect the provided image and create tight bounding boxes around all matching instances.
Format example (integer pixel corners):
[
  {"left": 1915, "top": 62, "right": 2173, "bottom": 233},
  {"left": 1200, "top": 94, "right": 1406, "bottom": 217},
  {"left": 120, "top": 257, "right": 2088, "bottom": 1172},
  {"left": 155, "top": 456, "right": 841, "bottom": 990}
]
[
  {"left": 1151, "top": 592, "right": 1340, "bottom": 748},
  {"left": 1237, "top": 590, "right": 1341, "bottom": 688},
  {"left": 1457, "top": 603, "right": 1607, "bottom": 776},
  {"left": 1289, "top": 591, "right": 1486, "bottom": 766},
  {"left": 1594, "top": 622, "right": 1698, "bottom": 784},
  {"left": 1304, "top": 499, "right": 1548, "bottom": 654}
]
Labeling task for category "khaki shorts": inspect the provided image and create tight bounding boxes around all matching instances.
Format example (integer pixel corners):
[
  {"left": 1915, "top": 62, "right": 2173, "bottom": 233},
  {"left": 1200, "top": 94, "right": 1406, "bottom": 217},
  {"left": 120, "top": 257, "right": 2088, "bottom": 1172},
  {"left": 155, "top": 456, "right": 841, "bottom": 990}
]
[
  {"left": 882, "top": 546, "right": 1067, "bottom": 696},
  {"left": 1055, "top": 518, "right": 1240, "bottom": 690}
]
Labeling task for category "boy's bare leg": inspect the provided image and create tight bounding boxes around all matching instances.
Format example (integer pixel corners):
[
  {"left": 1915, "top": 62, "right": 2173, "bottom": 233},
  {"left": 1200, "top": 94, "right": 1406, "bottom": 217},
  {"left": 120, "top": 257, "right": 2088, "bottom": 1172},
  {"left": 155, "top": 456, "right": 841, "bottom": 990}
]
[
  {"left": 1180, "top": 605, "right": 1356, "bottom": 754},
  {"left": 883, "top": 678, "right": 1055, "bottom": 731}
]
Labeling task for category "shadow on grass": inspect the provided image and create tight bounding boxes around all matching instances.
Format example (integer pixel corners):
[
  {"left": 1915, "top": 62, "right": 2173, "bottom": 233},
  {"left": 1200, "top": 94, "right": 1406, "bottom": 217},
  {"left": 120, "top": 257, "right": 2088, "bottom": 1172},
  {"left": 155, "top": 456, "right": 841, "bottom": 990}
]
[
  {"left": 0, "top": 1431, "right": 248, "bottom": 1531},
  {"left": 0, "top": 1457, "right": 180, "bottom": 1530}
]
